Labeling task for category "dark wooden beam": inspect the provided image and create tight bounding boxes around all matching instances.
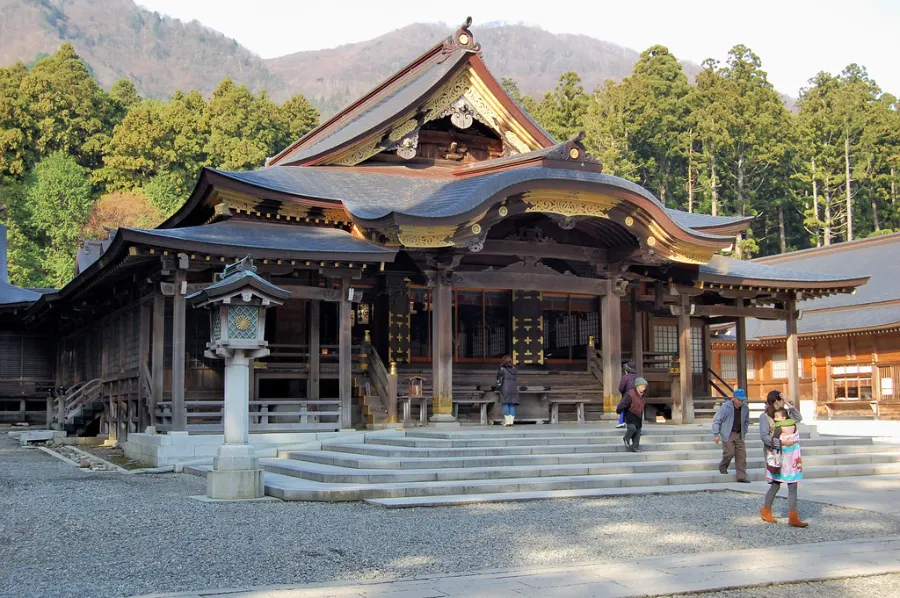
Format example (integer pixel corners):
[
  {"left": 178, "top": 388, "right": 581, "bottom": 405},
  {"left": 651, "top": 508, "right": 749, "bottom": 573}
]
[
  {"left": 736, "top": 298, "right": 749, "bottom": 392},
  {"left": 338, "top": 277, "right": 352, "bottom": 428},
  {"left": 308, "top": 300, "right": 320, "bottom": 401},
  {"left": 478, "top": 240, "right": 608, "bottom": 263},
  {"left": 151, "top": 291, "right": 165, "bottom": 430},
  {"left": 451, "top": 271, "right": 608, "bottom": 295},
  {"left": 692, "top": 304, "right": 787, "bottom": 320}
]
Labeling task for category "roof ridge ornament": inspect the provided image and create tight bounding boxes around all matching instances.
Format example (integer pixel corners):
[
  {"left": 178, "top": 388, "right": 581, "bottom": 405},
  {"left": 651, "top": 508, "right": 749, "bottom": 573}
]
[
  {"left": 440, "top": 16, "right": 481, "bottom": 61},
  {"left": 545, "top": 131, "right": 602, "bottom": 168}
]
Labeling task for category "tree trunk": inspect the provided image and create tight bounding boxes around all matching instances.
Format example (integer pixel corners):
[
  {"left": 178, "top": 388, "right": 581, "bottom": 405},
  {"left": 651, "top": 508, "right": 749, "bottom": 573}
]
[
  {"left": 710, "top": 145, "right": 718, "bottom": 217},
  {"left": 687, "top": 138, "right": 694, "bottom": 213},
  {"left": 891, "top": 166, "right": 897, "bottom": 205},
  {"left": 823, "top": 183, "right": 832, "bottom": 246},
  {"left": 845, "top": 134, "right": 853, "bottom": 241},
  {"left": 812, "top": 157, "right": 820, "bottom": 247},
  {"left": 778, "top": 204, "right": 786, "bottom": 253},
  {"left": 737, "top": 153, "right": 745, "bottom": 217}
]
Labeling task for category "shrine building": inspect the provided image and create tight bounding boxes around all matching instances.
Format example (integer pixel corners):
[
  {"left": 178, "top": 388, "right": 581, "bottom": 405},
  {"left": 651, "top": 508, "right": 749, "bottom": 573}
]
[{"left": 0, "top": 19, "right": 869, "bottom": 445}]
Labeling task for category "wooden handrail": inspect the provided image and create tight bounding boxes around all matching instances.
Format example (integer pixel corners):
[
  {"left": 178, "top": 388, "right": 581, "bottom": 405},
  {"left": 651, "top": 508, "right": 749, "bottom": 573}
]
[
  {"left": 64, "top": 378, "right": 103, "bottom": 413},
  {"left": 364, "top": 343, "right": 395, "bottom": 421},
  {"left": 708, "top": 368, "right": 735, "bottom": 397}
]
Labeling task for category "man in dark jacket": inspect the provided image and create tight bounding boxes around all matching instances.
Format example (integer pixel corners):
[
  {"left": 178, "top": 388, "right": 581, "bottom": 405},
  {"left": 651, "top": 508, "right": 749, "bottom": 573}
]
[
  {"left": 616, "top": 362, "right": 639, "bottom": 428},
  {"left": 616, "top": 377, "right": 648, "bottom": 452}
]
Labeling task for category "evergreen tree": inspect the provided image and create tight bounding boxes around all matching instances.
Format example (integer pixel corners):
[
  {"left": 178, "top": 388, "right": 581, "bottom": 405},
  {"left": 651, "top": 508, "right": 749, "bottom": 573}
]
[
  {"left": 532, "top": 72, "right": 588, "bottom": 141},
  {"left": 0, "top": 63, "right": 32, "bottom": 178},
  {"left": 17, "top": 44, "right": 114, "bottom": 169},
  {"left": 276, "top": 94, "right": 319, "bottom": 148}
]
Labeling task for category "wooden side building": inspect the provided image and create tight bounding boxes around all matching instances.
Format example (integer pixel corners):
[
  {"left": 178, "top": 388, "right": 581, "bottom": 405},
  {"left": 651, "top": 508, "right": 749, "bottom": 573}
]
[{"left": 711, "top": 233, "right": 900, "bottom": 420}]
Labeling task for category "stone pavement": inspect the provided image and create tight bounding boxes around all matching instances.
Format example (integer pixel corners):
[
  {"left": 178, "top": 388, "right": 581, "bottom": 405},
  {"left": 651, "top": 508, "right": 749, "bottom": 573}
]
[
  {"left": 135, "top": 535, "right": 900, "bottom": 598},
  {"left": 135, "top": 473, "right": 900, "bottom": 598}
]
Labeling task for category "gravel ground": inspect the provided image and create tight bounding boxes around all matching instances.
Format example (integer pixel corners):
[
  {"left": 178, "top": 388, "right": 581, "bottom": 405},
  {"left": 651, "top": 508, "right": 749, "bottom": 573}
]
[
  {"left": 665, "top": 573, "right": 900, "bottom": 597},
  {"left": 3, "top": 433, "right": 899, "bottom": 598}
]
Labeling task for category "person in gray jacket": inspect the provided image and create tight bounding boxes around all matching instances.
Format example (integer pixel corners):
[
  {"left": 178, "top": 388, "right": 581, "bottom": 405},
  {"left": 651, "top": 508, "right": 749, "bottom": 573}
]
[{"left": 711, "top": 389, "right": 751, "bottom": 483}]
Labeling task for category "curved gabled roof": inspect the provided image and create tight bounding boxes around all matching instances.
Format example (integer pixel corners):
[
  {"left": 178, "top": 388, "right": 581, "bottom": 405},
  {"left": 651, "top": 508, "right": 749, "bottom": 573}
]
[
  {"left": 0, "top": 280, "right": 45, "bottom": 307},
  {"left": 267, "top": 18, "right": 555, "bottom": 167},
  {"left": 211, "top": 164, "right": 732, "bottom": 242}
]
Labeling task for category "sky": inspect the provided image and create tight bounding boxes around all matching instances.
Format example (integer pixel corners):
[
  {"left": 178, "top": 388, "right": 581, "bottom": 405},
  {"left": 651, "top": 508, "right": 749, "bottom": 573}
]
[{"left": 137, "top": 0, "right": 900, "bottom": 97}]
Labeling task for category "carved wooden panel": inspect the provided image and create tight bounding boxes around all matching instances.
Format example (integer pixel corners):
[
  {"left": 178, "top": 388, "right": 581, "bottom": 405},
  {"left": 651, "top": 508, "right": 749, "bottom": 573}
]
[{"left": 511, "top": 291, "right": 544, "bottom": 365}]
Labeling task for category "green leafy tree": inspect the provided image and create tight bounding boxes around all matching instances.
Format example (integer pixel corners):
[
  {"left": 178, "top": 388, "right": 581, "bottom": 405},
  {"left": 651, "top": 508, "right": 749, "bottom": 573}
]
[
  {"left": 276, "top": 94, "right": 319, "bottom": 148},
  {"left": 25, "top": 152, "right": 96, "bottom": 287},
  {"left": 583, "top": 79, "right": 639, "bottom": 181},
  {"left": 0, "top": 63, "right": 32, "bottom": 178},
  {"left": 97, "top": 99, "right": 173, "bottom": 190},
  {"left": 144, "top": 171, "right": 184, "bottom": 217},
  {"left": 205, "top": 78, "right": 281, "bottom": 171},
  {"left": 161, "top": 90, "right": 209, "bottom": 188},
  {"left": 18, "top": 44, "right": 114, "bottom": 169},
  {"left": 532, "top": 72, "right": 588, "bottom": 141},
  {"left": 108, "top": 78, "right": 141, "bottom": 120},
  {"left": 616, "top": 45, "right": 690, "bottom": 206}
]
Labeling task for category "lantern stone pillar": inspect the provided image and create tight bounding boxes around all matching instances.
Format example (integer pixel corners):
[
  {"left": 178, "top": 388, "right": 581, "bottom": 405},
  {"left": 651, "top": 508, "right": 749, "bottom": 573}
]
[{"left": 187, "top": 257, "right": 291, "bottom": 500}]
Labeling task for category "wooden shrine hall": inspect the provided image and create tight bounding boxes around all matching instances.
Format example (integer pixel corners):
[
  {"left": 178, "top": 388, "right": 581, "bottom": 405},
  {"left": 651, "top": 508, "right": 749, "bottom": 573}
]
[{"left": 0, "top": 19, "right": 869, "bottom": 441}]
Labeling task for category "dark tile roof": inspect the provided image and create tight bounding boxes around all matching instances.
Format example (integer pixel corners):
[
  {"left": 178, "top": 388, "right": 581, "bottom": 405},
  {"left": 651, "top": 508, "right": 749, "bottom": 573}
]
[
  {"left": 0, "top": 280, "right": 45, "bottom": 306},
  {"left": 276, "top": 50, "right": 469, "bottom": 165},
  {"left": 699, "top": 255, "right": 864, "bottom": 285},
  {"left": 665, "top": 210, "right": 751, "bottom": 231},
  {"left": 214, "top": 165, "right": 731, "bottom": 241},
  {"left": 753, "top": 235, "right": 900, "bottom": 311},
  {"left": 121, "top": 221, "right": 397, "bottom": 261},
  {"left": 729, "top": 235, "right": 900, "bottom": 339},
  {"left": 745, "top": 304, "right": 900, "bottom": 339},
  {"left": 187, "top": 268, "right": 292, "bottom": 306}
]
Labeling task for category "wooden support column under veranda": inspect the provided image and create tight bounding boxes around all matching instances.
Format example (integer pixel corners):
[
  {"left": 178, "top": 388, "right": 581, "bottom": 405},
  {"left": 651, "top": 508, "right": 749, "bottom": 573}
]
[
  {"left": 171, "top": 266, "right": 187, "bottom": 432},
  {"left": 138, "top": 300, "right": 151, "bottom": 432},
  {"left": 676, "top": 294, "right": 694, "bottom": 424},
  {"left": 151, "top": 290, "right": 165, "bottom": 431},
  {"left": 736, "top": 298, "right": 749, "bottom": 394},
  {"left": 430, "top": 271, "right": 456, "bottom": 425},
  {"left": 785, "top": 293, "right": 800, "bottom": 406},
  {"left": 631, "top": 287, "right": 644, "bottom": 376},
  {"left": 339, "top": 278, "right": 352, "bottom": 428},
  {"left": 600, "top": 279, "right": 622, "bottom": 413},
  {"left": 308, "top": 299, "right": 320, "bottom": 402}
]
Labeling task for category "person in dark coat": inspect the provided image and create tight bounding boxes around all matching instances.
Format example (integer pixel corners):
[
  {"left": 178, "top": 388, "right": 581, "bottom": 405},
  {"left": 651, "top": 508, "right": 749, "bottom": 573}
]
[
  {"left": 616, "top": 377, "right": 648, "bottom": 452},
  {"left": 497, "top": 355, "right": 519, "bottom": 427},
  {"left": 616, "top": 362, "right": 639, "bottom": 428}
]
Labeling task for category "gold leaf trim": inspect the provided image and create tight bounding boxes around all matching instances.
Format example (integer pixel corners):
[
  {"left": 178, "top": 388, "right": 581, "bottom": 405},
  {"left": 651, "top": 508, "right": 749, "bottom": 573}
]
[{"left": 388, "top": 119, "right": 418, "bottom": 142}]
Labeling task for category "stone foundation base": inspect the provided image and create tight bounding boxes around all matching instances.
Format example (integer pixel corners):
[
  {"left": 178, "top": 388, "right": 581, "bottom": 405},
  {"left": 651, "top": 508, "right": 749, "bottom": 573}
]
[{"left": 206, "top": 468, "right": 264, "bottom": 500}]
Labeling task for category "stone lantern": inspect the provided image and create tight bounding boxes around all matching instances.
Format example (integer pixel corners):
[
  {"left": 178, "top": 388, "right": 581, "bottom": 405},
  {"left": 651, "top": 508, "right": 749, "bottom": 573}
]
[{"left": 187, "top": 256, "right": 291, "bottom": 500}]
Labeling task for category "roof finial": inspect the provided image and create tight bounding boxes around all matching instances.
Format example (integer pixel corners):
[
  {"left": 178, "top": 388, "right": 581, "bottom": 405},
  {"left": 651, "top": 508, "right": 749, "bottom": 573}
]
[{"left": 440, "top": 16, "right": 481, "bottom": 60}]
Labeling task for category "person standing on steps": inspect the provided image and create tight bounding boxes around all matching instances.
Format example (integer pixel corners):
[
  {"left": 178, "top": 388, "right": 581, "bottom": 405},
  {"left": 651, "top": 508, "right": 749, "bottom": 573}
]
[
  {"left": 616, "top": 377, "right": 648, "bottom": 452},
  {"left": 497, "top": 355, "right": 519, "bottom": 427},
  {"left": 711, "top": 389, "right": 751, "bottom": 483},
  {"left": 760, "top": 390, "right": 808, "bottom": 527},
  {"left": 616, "top": 362, "right": 639, "bottom": 429}
]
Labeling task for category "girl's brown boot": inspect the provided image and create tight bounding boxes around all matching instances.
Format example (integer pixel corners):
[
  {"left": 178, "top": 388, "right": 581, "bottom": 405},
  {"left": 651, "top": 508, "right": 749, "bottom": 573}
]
[
  {"left": 788, "top": 511, "right": 809, "bottom": 528},
  {"left": 760, "top": 506, "right": 777, "bottom": 523}
]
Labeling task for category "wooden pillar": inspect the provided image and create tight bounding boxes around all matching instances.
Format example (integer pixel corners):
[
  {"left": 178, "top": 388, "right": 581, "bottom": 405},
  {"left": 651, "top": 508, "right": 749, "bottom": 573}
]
[
  {"left": 430, "top": 271, "right": 456, "bottom": 423},
  {"left": 171, "top": 269, "right": 187, "bottom": 432},
  {"left": 631, "top": 288, "right": 644, "bottom": 376},
  {"left": 308, "top": 299, "right": 320, "bottom": 401},
  {"left": 736, "top": 299, "right": 749, "bottom": 393},
  {"left": 339, "top": 278, "right": 352, "bottom": 428},
  {"left": 138, "top": 301, "right": 151, "bottom": 432},
  {"left": 151, "top": 291, "right": 165, "bottom": 430},
  {"left": 786, "top": 294, "right": 800, "bottom": 405},
  {"left": 676, "top": 294, "right": 695, "bottom": 423},
  {"left": 600, "top": 279, "right": 622, "bottom": 412}
]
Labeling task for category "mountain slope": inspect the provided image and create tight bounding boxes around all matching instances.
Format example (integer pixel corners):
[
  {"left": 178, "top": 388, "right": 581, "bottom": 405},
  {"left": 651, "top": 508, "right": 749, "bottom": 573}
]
[
  {"left": 265, "top": 23, "right": 702, "bottom": 115},
  {"left": 0, "top": 0, "right": 282, "bottom": 98}
]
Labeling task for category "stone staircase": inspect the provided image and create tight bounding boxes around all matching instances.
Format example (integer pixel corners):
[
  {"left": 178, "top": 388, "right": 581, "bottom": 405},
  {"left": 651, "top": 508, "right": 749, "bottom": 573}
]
[{"left": 185, "top": 425, "right": 900, "bottom": 507}]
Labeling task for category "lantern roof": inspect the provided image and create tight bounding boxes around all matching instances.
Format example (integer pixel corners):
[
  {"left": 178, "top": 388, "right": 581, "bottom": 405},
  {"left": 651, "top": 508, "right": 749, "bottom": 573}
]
[{"left": 187, "top": 256, "right": 292, "bottom": 308}]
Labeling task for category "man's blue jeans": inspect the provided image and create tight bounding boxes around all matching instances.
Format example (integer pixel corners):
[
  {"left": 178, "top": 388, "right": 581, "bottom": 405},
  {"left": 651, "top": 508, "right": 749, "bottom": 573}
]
[{"left": 503, "top": 404, "right": 516, "bottom": 416}]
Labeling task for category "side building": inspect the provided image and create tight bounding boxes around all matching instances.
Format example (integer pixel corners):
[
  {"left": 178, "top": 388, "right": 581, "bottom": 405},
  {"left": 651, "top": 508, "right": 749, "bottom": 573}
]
[
  {"left": 711, "top": 233, "right": 900, "bottom": 420},
  {"left": 0, "top": 20, "right": 869, "bottom": 446}
]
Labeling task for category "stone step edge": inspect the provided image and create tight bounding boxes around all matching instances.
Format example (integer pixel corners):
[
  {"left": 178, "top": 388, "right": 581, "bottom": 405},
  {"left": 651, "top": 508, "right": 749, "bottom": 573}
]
[
  {"left": 260, "top": 462, "right": 900, "bottom": 494},
  {"left": 364, "top": 483, "right": 740, "bottom": 508},
  {"left": 263, "top": 452, "right": 900, "bottom": 479}
]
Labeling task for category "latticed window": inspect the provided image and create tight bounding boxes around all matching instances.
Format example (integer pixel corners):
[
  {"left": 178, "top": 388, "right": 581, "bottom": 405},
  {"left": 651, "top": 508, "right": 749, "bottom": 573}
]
[
  {"left": 772, "top": 353, "right": 787, "bottom": 378},
  {"left": 720, "top": 354, "right": 737, "bottom": 379},
  {"left": 652, "top": 324, "right": 704, "bottom": 373}
]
